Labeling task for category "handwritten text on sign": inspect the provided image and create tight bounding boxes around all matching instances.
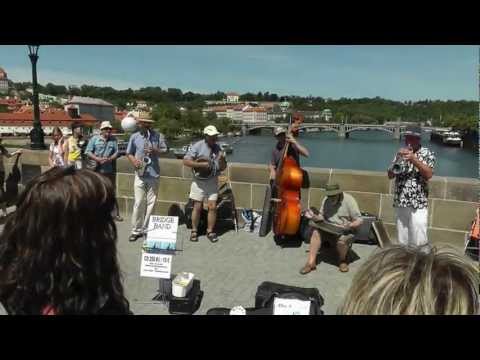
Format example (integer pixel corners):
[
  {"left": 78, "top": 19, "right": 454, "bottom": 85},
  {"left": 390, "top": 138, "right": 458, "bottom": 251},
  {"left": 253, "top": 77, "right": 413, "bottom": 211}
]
[
  {"left": 140, "top": 252, "right": 173, "bottom": 279},
  {"left": 273, "top": 298, "right": 311, "bottom": 315},
  {"left": 147, "top": 216, "right": 178, "bottom": 241}
]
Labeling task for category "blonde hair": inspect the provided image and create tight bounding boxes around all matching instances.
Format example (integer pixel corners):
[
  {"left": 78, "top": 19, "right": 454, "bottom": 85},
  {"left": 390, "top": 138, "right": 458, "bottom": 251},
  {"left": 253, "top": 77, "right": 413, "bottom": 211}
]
[{"left": 338, "top": 245, "right": 479, "bottom": 315}]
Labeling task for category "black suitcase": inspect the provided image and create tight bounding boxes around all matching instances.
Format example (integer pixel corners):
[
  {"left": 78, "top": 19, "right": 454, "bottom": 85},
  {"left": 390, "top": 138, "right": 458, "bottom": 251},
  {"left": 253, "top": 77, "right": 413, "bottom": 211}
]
[
  {"left": 168, "top": 279, "right": 203, "bottom": 315},
  {"left": 353, "top": 212, "right": 378, "bottom": 245},
  {"left": 255, "top": 281, "right": 324, "bottom": 315}
]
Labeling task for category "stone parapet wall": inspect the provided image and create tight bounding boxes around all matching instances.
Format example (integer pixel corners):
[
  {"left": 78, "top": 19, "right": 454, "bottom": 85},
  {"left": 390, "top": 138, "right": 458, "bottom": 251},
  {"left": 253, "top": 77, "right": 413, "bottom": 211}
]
[{"left": 9, "top": 149, "right": 479, "bottom": 249}]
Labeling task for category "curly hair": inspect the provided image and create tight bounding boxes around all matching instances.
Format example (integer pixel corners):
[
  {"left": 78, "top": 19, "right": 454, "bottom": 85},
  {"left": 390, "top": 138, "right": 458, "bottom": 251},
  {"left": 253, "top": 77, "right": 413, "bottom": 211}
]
[
  {"left": 338, "top": 245, "right": 479, "bottom": 315},
  {"left": 0, "top": 166, "right": 130, "bottom": 315}
]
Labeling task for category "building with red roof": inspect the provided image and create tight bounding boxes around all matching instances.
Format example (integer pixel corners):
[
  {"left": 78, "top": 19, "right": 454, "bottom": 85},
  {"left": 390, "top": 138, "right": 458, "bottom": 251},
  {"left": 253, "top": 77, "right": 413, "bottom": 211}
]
[{"left": 0, "top": 108, "right": 97, "bottom": 136}]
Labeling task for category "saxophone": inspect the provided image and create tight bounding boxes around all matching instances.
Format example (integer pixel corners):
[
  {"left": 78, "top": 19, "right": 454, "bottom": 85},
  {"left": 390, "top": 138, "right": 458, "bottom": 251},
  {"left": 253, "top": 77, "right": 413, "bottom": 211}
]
[{"left": 138, "top": 136, "right": 153, "bottom": 177}]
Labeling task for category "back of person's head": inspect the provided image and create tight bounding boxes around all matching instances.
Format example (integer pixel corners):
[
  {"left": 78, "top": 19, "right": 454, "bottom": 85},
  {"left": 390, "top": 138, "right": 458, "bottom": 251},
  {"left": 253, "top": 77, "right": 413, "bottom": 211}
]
[
  {"left": 338, "top": 245, "right": 479, "bottom": 315},
  {"left": 0, "top": 167, "right": 130, "bottom": 315}
]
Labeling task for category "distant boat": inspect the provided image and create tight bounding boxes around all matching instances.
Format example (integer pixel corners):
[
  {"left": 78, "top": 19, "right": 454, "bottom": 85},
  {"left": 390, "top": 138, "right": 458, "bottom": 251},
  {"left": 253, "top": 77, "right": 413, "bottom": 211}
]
[
  {"left": 219, "top": 142, "right": 233, "bottom": 154},
  {"left": 442, "top": 131, "right": 463, "bottom": 147},
  {"left": 171, "top": 144, "right": 192, "bottom": 159}
]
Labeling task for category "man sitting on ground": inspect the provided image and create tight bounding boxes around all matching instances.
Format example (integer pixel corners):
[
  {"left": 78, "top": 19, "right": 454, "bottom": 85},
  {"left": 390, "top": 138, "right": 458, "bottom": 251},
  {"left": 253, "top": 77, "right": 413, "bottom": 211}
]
[{"left": 300, "top": 183, "right": 363, "bottom": 274}]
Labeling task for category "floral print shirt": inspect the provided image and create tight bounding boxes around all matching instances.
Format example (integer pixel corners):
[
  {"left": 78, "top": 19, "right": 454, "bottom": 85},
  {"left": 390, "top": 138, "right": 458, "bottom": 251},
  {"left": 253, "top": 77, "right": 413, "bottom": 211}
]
[{"left": 393, "top": 146, "right": 436, "bottom": 209}]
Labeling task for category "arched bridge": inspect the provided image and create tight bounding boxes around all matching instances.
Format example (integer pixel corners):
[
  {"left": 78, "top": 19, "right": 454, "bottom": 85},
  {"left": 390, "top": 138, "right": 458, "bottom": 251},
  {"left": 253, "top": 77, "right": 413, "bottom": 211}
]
[{"left": 238, "top": 122, "right": 446, "bottom": 139}]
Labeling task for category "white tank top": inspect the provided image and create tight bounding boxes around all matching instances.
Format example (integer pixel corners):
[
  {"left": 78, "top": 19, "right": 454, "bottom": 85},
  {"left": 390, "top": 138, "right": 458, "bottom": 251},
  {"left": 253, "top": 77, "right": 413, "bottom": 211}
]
[{"left": 50, "top": 141, "right": 65, "bottom": 167}]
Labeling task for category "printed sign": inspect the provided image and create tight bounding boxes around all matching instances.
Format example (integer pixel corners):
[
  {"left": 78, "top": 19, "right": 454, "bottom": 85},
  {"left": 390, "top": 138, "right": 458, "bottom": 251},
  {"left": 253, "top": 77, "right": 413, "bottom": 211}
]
[
  {"left": 273, "top": 298, "right": 311, "bottom": 315},
  {"left": 142, "top": 216, "right": 178, "bottom": 252},
  {"left": 140, "top": 252, "right": 173, "bottom": 279}
]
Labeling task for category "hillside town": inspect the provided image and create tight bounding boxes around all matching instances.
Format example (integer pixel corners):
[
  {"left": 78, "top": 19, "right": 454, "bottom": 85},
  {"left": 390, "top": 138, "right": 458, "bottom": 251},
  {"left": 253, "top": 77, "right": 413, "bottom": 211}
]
[{"left": 0, "top": 66, "right": 339, "bottom": 138}]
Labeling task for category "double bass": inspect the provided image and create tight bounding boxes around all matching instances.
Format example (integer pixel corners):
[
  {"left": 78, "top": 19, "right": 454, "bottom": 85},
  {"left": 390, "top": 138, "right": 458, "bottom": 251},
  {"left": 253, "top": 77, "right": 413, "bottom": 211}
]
[{"left": 272, "top": 114, "right": 304, "bottom": 236}]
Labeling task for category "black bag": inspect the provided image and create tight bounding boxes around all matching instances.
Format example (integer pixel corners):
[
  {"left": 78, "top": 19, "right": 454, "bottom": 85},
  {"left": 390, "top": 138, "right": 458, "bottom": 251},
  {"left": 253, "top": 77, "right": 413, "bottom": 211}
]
[
  {"left": 255, "top": 281, "right": 324, "bottom": 315},
  {"left": 301, "top": 169, "right": 310, "bottom": 189},
  {"left": 353, "top": 212, "right": 378, "bottom": 245},
  {"left": 168, "top": 280, "right": 203, "bottom": 315},
  {"left": 206, "top": 307, "right": 272, "bottom": 315}
]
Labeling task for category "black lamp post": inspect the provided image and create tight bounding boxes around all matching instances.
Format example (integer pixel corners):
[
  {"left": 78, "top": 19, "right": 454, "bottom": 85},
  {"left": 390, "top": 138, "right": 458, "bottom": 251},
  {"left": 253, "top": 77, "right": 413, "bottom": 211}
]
[{"left": 28, "top": 45, "right": 46, "bottom": 150}]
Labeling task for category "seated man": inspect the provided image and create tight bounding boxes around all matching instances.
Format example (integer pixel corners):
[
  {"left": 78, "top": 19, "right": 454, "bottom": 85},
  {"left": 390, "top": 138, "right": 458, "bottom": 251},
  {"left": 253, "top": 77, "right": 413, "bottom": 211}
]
[{"left": 300, "top": 183, "right": 363, "bottom": 274}]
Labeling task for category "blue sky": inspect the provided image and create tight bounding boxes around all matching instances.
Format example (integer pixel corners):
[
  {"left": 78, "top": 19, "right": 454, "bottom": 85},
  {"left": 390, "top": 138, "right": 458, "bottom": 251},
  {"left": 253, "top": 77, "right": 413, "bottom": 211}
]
[{"left": 0, "top": 45, "right": 477, "bottom": 101}]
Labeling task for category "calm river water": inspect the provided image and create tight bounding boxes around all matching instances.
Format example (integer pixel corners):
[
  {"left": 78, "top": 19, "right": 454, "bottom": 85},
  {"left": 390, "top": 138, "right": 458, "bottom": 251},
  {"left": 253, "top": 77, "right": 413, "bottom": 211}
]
[{"left": 224, "top": 131, "right": 477, "bottom": 178}]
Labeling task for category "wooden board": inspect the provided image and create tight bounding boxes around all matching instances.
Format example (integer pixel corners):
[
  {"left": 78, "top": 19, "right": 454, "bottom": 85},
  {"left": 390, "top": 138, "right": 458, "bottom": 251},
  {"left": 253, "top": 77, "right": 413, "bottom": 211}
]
[
  {"left": 372, "top": 220, "right": 394, "bottom": 248},
  {"left": 259, "top": 185, "right": 273, "bottom": 237}
]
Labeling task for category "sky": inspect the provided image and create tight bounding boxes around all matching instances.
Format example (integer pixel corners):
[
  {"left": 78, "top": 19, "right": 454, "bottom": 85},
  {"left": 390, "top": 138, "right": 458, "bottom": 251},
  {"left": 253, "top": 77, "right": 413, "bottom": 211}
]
[{"left": 0, "top": 45, "right": 477, "bottom": 101}]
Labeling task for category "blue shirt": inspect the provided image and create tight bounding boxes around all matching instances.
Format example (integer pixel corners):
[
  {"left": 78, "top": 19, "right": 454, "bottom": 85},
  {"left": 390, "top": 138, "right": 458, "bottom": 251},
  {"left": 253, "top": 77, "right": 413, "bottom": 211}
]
[
  {"left": 85, "top": 135, "right": 118, "bottom": 174},
  {"left": 126, "top": 130, "right": 167, "bottom": 178},
  {"left": 184, "top": 139, "right": 221, "bottom": 180}
]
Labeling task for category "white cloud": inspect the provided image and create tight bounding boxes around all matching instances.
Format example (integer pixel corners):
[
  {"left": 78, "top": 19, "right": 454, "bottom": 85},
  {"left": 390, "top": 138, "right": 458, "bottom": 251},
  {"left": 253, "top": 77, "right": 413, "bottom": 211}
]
[{"left": 6, "top": 66, "right": 143, "bottom": 90}]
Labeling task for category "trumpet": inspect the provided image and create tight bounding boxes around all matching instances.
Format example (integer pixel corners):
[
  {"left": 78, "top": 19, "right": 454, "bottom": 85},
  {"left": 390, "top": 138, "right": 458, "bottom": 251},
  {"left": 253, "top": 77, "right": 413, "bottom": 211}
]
[{"left": 389, "top": 153, "right": 408, "bottom": 176}]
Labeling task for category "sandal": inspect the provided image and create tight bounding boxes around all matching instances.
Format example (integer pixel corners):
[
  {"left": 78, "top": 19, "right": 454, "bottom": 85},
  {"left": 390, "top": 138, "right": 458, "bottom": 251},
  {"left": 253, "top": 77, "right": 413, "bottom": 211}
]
[
  {"left": 207, "top": 231, "right": 219, "bottom": 243},
  {"left": 300, "top": 264, "right": 317, "bottom": 275},
  {"left": 129, "top": 233, "right": 141, "bottom": 242},
  {"left": 190, "top": 230, "right": 198, "bottom": 242}
]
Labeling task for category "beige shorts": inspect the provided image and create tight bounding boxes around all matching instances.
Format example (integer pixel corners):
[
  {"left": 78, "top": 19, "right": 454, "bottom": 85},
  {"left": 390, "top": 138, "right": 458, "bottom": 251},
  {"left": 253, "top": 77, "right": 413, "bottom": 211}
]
[{"left": 189, "top": 178, "right": 218, "bottom": 202}]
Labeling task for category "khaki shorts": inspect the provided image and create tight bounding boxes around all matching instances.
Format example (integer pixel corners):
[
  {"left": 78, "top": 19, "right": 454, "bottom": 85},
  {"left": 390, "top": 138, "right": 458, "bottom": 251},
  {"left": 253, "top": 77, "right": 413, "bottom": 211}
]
[
  {"left": 189, "top": 178, "right": 218, "bottom": 202},
  {"left": 309, "top": 220, "right": 355, "bottom": 247}
]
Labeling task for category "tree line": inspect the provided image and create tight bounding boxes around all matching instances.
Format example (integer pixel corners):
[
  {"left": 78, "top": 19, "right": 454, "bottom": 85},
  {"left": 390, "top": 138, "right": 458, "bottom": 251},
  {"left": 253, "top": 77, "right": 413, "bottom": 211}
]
[{"left": 8, "top": 81, "right": 478, "bottom": 132}]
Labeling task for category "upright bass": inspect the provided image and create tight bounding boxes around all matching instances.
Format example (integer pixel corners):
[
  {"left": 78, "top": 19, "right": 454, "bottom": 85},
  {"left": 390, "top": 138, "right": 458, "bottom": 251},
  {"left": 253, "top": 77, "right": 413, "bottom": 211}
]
[{"left": 272, "top": 114, "right": 304, "bottom": 236}]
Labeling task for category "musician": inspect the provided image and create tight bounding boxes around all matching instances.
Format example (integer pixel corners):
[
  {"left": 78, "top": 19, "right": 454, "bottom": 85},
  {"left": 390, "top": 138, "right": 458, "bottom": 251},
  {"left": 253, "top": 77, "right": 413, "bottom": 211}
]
[
  {"left": 269, "top": 126, "right": 309, "bottom": 185},
  {"left": 387, "top": 125, "right": 435, "bottom": 248},
  {"left": 300, "top": 183, "right": 363, "bottom": 274},
  {"left": 183, "top": 125, "right": 226, "bottom": 243},
  {"left": 126, "top": 118, "right": 168, "bottom": 242}
]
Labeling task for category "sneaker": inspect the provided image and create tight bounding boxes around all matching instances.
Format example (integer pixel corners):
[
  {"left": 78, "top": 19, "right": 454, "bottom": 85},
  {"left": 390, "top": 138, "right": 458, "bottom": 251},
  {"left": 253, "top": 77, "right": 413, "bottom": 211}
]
[{"left": 114, "top": 215, "right": 124, "bottom": 222}]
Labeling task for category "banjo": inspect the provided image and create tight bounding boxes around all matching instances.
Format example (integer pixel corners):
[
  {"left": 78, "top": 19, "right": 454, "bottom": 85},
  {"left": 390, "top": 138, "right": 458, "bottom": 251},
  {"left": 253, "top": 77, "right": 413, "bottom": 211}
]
[{"left": 193, "top": 151, "right": 227, "bottom": 180}]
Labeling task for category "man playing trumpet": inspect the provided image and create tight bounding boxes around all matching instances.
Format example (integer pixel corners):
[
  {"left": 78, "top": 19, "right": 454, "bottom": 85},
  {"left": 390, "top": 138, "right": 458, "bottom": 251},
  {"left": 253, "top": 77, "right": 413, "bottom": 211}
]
[{"left": 388, "top": 125, "right": 435, "bottom": 248}]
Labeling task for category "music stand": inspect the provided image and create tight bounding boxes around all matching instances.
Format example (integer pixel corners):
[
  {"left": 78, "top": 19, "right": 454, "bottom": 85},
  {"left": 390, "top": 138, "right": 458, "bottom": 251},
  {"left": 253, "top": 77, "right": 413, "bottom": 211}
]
[{"left": 140, "top": 216, "right": 184, "bottom": 303}]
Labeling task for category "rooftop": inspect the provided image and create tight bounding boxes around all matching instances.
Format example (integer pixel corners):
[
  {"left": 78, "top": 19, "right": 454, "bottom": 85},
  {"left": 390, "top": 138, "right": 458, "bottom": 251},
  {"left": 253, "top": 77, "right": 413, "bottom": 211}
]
[
  {"left": 67, "top": 96, "right": 114, "bottom": 107},
  {"left": 0, "top": 109, "right": 97, "bottom": 123}
]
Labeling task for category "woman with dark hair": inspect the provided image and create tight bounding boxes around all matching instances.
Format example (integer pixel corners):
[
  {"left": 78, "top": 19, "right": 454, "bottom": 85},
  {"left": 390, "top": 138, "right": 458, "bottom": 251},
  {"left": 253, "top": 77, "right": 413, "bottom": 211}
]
[{"left": 0, "top": 167, "right": 131, "bottom": 315}]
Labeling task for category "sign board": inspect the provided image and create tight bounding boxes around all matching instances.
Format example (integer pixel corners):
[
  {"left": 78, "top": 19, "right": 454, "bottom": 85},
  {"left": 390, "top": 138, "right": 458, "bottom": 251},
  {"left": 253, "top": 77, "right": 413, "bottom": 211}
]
[
  {"left": 140, "top": 216, "right": 178, "bottom": 279},
  {"left": 273, "top": 298, "right": 311, "bottom": 315},
  {"left": 142, "top": 216, "right": 178, "bottom": 252},
  {"left": 140, "top": 252, "right": 173, "bottom": 279}
]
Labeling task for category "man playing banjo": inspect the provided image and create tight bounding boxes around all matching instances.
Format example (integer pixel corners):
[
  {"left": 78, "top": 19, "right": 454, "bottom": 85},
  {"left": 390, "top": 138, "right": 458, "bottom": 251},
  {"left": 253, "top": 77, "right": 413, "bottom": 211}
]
[{"left": 183, "top": 125, "right": 227, "bottom": 243}]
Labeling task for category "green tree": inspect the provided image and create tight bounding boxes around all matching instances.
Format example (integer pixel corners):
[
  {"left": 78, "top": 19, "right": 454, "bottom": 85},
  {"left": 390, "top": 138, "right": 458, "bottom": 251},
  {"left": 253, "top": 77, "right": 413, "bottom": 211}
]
[{"left": 151, "top": 103, "right": 183, "bottom": 139}]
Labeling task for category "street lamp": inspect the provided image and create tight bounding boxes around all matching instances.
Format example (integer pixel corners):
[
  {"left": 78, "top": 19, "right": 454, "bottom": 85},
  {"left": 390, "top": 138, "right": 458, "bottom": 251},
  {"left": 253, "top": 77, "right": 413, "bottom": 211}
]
[{"left": 27, "top": 45, "right": 46, "bottom": 150}]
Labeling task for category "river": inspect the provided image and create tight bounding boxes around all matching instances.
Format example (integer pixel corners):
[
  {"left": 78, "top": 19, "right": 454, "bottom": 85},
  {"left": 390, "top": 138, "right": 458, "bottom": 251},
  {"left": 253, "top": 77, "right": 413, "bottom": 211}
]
[{"left": 222, "top": 131, "right": 477, "bottom": 179}]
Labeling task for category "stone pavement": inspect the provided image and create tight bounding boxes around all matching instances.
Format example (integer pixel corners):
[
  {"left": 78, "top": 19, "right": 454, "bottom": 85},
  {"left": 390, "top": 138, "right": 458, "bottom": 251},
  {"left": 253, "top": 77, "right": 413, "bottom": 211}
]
[{"left": 116, "top": 220, "right": 378, "bottom": 315}]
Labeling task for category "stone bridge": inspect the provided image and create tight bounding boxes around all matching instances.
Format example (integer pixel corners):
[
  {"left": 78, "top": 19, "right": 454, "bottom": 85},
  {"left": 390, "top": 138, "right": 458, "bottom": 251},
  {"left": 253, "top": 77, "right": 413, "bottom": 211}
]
[{"left": 238, "top": 122, "right": 448, "bottom": 139}]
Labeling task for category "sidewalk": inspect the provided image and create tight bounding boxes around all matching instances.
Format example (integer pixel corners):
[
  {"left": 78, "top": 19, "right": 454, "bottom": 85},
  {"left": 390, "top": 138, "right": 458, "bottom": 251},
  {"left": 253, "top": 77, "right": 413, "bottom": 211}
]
[{"left": 116, "top": 220, "right": 377, "bottom": 315}]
